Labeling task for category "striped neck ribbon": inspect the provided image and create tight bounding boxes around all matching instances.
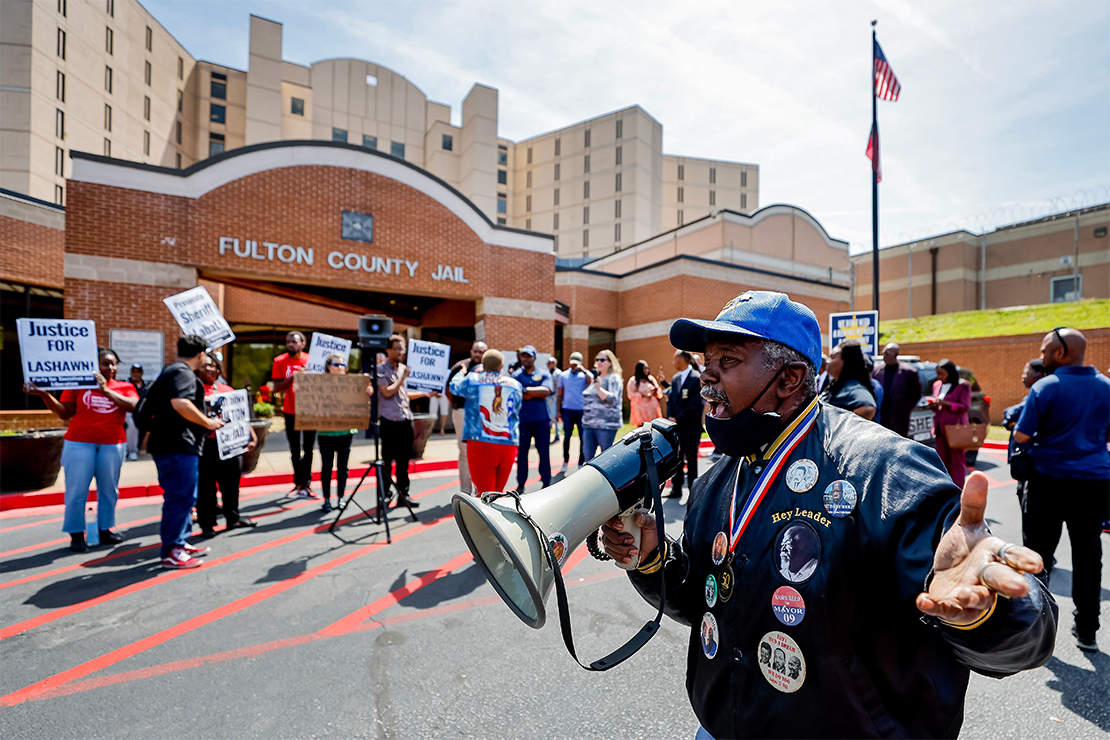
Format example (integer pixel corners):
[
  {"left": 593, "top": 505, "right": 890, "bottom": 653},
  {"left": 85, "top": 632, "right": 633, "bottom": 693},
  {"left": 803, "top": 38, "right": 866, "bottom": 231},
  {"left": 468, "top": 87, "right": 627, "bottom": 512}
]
[{"left": 728, "top": 396, "right": 820, "bottom": 554}]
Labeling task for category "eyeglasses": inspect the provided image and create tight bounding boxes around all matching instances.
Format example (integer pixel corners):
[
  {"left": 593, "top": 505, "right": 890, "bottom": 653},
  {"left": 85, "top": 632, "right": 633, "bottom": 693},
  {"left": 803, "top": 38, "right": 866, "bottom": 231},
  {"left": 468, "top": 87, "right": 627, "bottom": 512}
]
[
  {"left": 1052, "top": 326, "right": 1068, "bottom": 354},
  {"left": 328, "top": 362, "right": 347, "bottom": 368},
  {"left": 597, "top": 357, "right": 610, "bottom": 363}
]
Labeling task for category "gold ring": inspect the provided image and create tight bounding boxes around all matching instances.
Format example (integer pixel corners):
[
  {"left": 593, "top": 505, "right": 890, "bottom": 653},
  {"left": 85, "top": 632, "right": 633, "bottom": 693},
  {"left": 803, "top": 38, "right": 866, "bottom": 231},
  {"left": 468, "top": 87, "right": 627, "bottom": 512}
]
[
  {"left": 996, "top": 542, "right": 1016, "bottom": 567},
  {"left": 978, "top": 562, "right": 997, "bottom": 589}
]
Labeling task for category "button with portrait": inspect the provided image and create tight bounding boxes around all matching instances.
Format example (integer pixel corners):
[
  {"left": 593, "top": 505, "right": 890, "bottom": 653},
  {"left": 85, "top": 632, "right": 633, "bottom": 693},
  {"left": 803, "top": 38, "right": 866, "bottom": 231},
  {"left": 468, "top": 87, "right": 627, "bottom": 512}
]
[
  {"left": 705, "top": 573, "right": 718, "bottom": 608},
  {"left": 785, "top": 459, "right": 819, "bottom": 493},
  {"left": 757, "top": 631, "right": 806, "bottom": 693},
  {"left": 774, "top": 520, "right": 821, "bottom": 585},
  {"left": 711, "top": 531, "right": 728, "bottom": 566},
  {"left": 822, "top": 480, "right": 857, "bottom": 518},
  {"left": 701, "top": 612, "right": 720, "bottom": 660}
]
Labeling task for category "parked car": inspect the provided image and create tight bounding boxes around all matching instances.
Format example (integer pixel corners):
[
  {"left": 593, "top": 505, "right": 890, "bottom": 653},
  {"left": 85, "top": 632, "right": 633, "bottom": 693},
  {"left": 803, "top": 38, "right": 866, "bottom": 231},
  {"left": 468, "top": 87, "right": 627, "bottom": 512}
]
[{"left": 896, "top": 356, "right": 991, "bottom": 466}]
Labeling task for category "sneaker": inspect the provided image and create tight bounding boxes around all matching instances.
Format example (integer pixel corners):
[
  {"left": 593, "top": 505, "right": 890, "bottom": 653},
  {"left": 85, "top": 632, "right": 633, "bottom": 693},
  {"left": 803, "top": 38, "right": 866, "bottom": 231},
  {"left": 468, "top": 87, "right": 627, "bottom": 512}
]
[
  {"left": 321, "top": 500, "right": 333, "bottom": 513},
  {"left": 225, "top": 517, "right": 256, "bottom": 530},
  {"left": 69, "top": 533, "right": 88, "bottom": 553},
  {"left": 161, "top": 547, "right": 202, "bottom": 569},
  {"left": 395, "top": 494, "right": 421, "bottom": 509},
  {"left": 181, "top": 543, "right": 211, "bottom": 557},
  {"left": 199, "top": 528, "right": 218, "bottom": 538},
  {"left": 127, "top": 452, "right": 138, "bottom": 461},
  {"left": 295, "top": 487, "right": 318, "bottom": 499},
  {"left": 1072, "top": 624, "right": 1098, "bottom": 653}
]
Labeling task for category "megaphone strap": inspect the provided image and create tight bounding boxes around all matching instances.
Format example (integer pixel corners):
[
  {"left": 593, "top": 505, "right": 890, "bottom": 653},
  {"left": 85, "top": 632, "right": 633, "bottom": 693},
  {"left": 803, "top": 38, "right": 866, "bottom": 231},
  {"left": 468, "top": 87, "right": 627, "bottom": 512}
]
[{"left": 547, "top": 428, "right": 669, "bottom": 672}]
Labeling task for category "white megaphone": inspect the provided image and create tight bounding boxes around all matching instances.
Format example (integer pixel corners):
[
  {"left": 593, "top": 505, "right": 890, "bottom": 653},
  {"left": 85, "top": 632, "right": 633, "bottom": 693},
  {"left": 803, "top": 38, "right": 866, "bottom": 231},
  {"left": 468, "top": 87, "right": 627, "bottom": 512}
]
[{"left": 452, "top": 419, "right": 680, "bottom": 629}]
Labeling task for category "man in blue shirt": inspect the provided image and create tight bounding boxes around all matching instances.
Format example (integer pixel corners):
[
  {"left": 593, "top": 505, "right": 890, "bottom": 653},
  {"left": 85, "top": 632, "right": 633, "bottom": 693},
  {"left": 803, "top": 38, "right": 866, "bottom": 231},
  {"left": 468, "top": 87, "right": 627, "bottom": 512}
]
[
  {"left": 1015, "top": 327, "right": 1110, "bottom": 652},
  {"left": 556, "top": 351, "right": 593, "bottom": 470},
  {"left": 512, "top": 346, "right": 553, "bottom": 491}
]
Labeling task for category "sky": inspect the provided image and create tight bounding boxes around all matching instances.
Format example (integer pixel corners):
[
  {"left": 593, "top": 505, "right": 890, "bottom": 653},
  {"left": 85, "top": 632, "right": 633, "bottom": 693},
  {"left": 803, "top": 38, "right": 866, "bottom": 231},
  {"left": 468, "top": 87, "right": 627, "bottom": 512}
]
[{"left": 146, "top": 0, "right": 1110, "bottom": 254}]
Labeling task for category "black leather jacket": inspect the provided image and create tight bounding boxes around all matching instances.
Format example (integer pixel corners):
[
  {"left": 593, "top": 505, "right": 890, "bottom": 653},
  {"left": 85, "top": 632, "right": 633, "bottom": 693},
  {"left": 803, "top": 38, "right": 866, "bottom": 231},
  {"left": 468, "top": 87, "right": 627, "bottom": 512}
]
[{"left": 629, "top": 402, "right": 1057, "bottom": 739}]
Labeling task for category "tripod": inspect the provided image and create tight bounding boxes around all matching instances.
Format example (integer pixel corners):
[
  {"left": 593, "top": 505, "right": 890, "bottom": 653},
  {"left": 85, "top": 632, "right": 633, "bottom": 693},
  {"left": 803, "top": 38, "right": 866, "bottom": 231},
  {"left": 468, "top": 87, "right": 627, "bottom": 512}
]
[{"left": 329, "top": 346, "right": 418, "bottom": 542}]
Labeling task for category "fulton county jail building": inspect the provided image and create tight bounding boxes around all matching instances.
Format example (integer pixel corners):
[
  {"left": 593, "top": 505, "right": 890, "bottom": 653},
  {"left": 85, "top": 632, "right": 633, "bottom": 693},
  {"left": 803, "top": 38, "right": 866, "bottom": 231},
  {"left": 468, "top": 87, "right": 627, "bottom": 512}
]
[
  {"left": 0, "top": 140, "right": 852, "bottom": 413},
  {"left": 3, "top": 4, "right": 760, "bottom": 264}
]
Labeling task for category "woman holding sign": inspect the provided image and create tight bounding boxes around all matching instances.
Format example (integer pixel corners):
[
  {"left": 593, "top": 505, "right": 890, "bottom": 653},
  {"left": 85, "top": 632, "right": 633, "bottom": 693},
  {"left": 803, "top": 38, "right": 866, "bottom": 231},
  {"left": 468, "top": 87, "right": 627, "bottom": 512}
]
[
  {"left": 24, "top": 348, "right": 138, "bottom": 552},
  {"left": 316, "top": 352, "right": 374, "bottom": 514},
  {"left": 196, "top": 353, "right": 257, "bottom": 536}
]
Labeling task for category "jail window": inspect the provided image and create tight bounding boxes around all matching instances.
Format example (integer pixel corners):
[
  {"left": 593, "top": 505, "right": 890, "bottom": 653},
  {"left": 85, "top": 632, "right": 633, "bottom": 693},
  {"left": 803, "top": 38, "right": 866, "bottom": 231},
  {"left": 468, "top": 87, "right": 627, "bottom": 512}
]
[
  {"left": 362, "top": 135, "right": 377, "bottom": 150},
  {"left": 554, "top": 188, "right": 560, "bottom": 206},
  {"left": 741, "top": 193, "right": 747, "bottom": 209},
  {"left": 677, "top": 164, "right": 684, "bottom": 180},
  {"left": 677, "top": 210, "right": 684, "bottom": 226},
  {"left": 106, "top": 27, "right": 113, "bottom": 55},
  {"left": 143, "top": 130, "right": 150, "bottom": 156},
  {"left": 57, "top": 0, "right": 66, "bottom": 16},
  {"left": 177, "top": 56, "right": 184, "bottom": 80},
  {"left": 614, "top": 199, "right": 622, "bottom": 218},
  {"left": 554, "top": 163, "right": 560, "bottom": 181},
  {"left": 55, "top": 185, "right": 65, "bottom": 205},
  {"left": 583, "top": 181, "right": 590, "bottom": 199},
  {"left": 56, "top": 109, "right": 65, "bottom": 139},
  {"left": 614, "top": 223, "right": 621, "bottom": 242},
  {"left": 709, "top": 167, "right": 716, "bottom": 184},
  {"left": 584, "top": 154, "right": 590, "bottom": 173},
  {"left": 144, "top": 61, "right": 151, "bottom": 86},
  {"left": 291, "top": 97, "right": 304, "bottom": 116},
  {"left": 527, "top": 147, "right": 532, "bottom": 164},
  {"left": 526, "top": 195, "right": 532, "bottom": 212},
  {"left": 677, "top": 187, "right": 684, "bottom": 203},
  {"left": 104, "top": 104, "right": 111, "bottom": 131},
  {"left": 332, "top": 128, "right": 348, "bottom": 143},
  {"left": 553, "top": 212, "right": 559, "bottom": 229},
  {"left": 103, "top": 138, "right": 110, "bottom": 156},
  {"left": 709, "top": 190, "right": 716, "bottom": 206},
  {"left": 615, "top": 146, "right": 622, "bottom": 165},
  {"left": 526, "top": 171, "right": 532, "bottom": 188},
  {"left": 616, "top": 119, "right": 622, "bottom": 138},
  {"left": 144, "top": 95, "right": 151, "bottom": 121},
  {"left": 498, "top": 170, "right": 507, "bottom": 185},
  {"left": 209, "top": 132, "right": 225, "bottom": 156},
  {"left": 442, "top": 133, "right": 453, "bottom": 151},
  {"left": 57, "top": 28, "right": 65, "bottom": 59},
  {"left": 175, "top": 152, "right": 182, "bottom": 169},
  {"left": 583, "top": 229, "right": 589, "bottom": 248},
  {"left": 177, "top": 90, "right": 182, "bottom": 112},
  {"left": 526, "top": 218, "right": 532, "bottom": 230},
  {"left": 56, "top": 71, "right": 65, "bottom": 101},
  {"left": 554, "top": 138, "right": 561, "bottom": 156},
  {"left": 145, "top": 26, "right": 152, "bottom": 51},
  {"left": 615, "top": 172, "right": 622, "bottom": 192},
  {"left": 583, "top": 206, "right": 590, "bottom": 224},
  {"left": 104, "top": 66, "right": 112, "bottom": 94},
  {"left": 584, "top": 129, "right": 591, "bottom": 147},
  {"left": 175, "top": 120, "right": 182, "bottom": 144},
  {"left": 55, "top": 146, "right": 64, "bottom": 176},
  {"left": 391, "top": 141, "right": 405, "bottom": 158},
  {"left": 741, "top": 170, "right": 747, "bottom": 187}
]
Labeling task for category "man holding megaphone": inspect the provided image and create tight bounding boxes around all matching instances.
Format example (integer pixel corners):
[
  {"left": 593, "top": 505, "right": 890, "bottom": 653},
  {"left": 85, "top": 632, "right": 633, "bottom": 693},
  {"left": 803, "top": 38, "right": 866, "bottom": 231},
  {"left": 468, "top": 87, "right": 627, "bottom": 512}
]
[{"left": 596, "top": 291, "right": 1057, "bottom": 739}]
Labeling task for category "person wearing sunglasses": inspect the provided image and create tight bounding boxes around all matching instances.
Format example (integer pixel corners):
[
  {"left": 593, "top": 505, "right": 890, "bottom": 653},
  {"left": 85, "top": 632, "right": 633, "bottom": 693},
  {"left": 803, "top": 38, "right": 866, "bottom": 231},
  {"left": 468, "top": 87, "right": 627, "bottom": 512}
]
[
  {"left": 580, "top": 350, "right": 623, "bottom": 463},
  {"left": 316, "top": 353, "right": 371, "bottom": 513},
  {"left": 1014, "top": 327, "right": 1109, "bottom": 653}
]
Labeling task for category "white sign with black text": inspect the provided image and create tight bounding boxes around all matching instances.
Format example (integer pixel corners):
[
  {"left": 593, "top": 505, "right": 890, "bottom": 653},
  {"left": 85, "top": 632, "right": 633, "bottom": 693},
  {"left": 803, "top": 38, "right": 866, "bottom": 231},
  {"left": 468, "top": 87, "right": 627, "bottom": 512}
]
[
  {"left": 163, "top": 286, "right": 235, "bottom": 350},
  {"left": 208, "top": 388, "right": 252, "bottom": 460},
  {"left": 16, "top": 318, "right": 100, "bottom": 390},
  {"left": 109, "top": 329, "right": 164, "bottom": 382},
  {"left": 304, "top": 333, "right": 353, "bottom": 375},
  {"left": 404, "top": 339, "right": 451, "bottom": 394}
]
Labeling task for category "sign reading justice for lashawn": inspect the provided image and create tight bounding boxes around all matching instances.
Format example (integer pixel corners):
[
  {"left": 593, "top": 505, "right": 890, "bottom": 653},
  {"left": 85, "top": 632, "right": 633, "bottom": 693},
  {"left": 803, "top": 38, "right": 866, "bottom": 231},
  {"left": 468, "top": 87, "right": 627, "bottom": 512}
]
[
  {"left": 404, "top": 339, "right": 450, "bottom": 394},
  {"left": 16, "top": 318, "right": 100, "bottom": 390},
  {"left": 304, "top": 332, "right": 353, "bottom": 375},
  {"left": 163, "top": 286, "right": 235, "bottom": 350}
]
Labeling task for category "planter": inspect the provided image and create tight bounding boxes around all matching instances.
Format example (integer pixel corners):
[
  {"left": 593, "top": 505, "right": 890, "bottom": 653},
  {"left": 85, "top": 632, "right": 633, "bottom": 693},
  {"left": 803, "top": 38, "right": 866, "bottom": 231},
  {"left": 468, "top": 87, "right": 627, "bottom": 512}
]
[
  {"left": 241, "top": 419, "right": 273, "bottom": 475},
  {"left": 410, "top": 413, "right": 437, "bottom": 460},
  {"left": 0, "top": 428, "right": 66, "bottom": 493}
]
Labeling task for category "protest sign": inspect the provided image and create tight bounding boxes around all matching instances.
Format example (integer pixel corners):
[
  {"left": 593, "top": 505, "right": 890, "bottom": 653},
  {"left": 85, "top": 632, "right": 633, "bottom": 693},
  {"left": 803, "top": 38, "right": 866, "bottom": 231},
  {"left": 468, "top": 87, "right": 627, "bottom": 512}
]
[
  {"left": 304, "top": 332, "right": 353, "bottom": 374},
  {"left": 163, "top": 286, "right": 235, "bottom": 350},
  {"left": 207, "top": 388, "right": 252, "bottom": 460},
  {"left": 16, "top": 318, "right": 100, "bottom": 390},
  {"left": 404, "top": 338, "right": 450, "bottom": 393},
  {"left": 109, "top": 329, "right": 164, "bottom": 381},
  {"left": 829, "top": 310, "right": 880, "bottom": 357},
  {"left": 293, "top": 372, "right": 371, "bottom": 431}
]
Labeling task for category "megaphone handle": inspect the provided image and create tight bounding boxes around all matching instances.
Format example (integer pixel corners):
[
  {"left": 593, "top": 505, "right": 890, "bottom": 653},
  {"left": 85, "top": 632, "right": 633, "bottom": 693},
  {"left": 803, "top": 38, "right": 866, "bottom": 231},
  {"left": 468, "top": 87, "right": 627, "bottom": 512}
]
[{"left": 614, "top": 509, "right": 643, "bottom": 571}]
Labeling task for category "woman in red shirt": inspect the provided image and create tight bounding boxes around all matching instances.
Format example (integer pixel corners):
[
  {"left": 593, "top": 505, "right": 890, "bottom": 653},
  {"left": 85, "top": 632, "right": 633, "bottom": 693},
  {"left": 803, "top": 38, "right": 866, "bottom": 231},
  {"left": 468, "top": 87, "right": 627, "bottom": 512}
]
[{"left": 24, "top": 348, "right": 138, "bottom": 552}]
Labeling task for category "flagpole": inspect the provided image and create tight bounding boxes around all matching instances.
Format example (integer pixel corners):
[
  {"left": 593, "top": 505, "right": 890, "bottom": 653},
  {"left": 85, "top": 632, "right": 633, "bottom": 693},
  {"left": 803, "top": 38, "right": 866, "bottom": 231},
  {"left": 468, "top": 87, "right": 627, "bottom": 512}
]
[{"left": 871, "top": 21, "right": 880, "bottom": 313}]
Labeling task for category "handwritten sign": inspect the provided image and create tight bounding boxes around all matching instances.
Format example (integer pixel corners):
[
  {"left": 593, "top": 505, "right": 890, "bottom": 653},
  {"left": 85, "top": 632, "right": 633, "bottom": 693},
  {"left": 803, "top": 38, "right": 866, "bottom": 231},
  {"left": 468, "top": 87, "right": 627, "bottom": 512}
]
[
  {"left": 207, "top": 389, "right": 252, "bottom": 460},
  {"left": 404, "top": 338, "right": 450, "bottom": 393},
  {"left": 163, "top": 286, "right": 235, "bottom": 350},
  {"left": 109, "top": 329, "right": 164, "bottom": 382},
  {"left": 304, "top": 332, "right": 352, "bottom": 375},
  {"left": 293, "top": 372, "right": 371, "bottom": 431},
  {"left": 16, "top": 318, "right": 100, "bottom": 390},
  {"left": 829, "top": 310, "right": 879, "bottom": 357}
]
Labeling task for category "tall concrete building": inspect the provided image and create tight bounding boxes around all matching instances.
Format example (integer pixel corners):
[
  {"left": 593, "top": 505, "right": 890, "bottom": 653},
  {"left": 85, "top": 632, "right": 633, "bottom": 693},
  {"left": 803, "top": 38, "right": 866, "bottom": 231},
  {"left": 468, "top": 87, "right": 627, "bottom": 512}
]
[{"left": 1, "top": 2, "right": 758, "bottom": 263}]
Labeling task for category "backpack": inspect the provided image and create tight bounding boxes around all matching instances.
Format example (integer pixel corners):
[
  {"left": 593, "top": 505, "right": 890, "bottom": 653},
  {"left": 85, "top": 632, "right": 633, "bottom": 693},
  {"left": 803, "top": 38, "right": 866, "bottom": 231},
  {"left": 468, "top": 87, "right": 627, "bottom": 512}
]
[{"left": 132, "top": 368, "right": 168, "bottom": 434}]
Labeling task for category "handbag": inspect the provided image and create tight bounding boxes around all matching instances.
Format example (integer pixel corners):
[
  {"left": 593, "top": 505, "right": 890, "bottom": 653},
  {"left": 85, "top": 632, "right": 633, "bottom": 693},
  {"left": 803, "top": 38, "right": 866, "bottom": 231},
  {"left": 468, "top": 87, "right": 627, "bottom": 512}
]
[{"left": 944, "top": 423, "right": 988, "bottom": 450}]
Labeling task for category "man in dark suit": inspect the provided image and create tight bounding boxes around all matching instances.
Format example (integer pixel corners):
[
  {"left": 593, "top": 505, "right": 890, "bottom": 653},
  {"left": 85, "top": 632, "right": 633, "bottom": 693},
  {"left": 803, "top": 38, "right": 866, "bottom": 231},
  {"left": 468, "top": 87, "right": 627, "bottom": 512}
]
[
  {"left": 667, "top": 349, "right": 703, "bottom": 499},
  {"left": 873, "top": 342, "right": 922, "bottom": 438}
]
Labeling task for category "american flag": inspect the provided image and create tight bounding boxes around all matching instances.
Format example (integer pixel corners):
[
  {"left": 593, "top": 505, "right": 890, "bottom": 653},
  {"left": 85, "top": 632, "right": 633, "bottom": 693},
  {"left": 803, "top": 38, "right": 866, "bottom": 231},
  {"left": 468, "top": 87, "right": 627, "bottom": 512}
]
[
  {"left": 866, "top": 124, "right": 881, "bottom": 183},
  {"left": 873, "top": 40, "right": 901, "bottom": 101}
]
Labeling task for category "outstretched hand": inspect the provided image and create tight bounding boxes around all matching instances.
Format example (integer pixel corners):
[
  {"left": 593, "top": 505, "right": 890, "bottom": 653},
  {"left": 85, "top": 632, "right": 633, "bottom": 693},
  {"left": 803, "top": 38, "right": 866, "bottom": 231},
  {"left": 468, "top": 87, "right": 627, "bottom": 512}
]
[{"left": 916, "top": 472, "right": 1043, "bottom": 625}]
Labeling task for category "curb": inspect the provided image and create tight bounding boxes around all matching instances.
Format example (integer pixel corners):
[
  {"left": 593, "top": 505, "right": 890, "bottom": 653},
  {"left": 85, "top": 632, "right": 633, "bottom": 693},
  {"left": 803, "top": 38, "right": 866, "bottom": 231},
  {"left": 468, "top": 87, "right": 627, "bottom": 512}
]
[{"left": 0, "top": 457, "right": 458, "bottom": 512}]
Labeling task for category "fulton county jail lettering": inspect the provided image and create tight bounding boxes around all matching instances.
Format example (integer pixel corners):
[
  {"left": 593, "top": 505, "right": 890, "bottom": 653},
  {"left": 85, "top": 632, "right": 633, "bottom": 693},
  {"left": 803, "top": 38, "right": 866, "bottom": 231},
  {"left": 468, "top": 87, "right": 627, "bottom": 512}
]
[{"left": 218, "top": 237, "right": 466, "bottom": 282}]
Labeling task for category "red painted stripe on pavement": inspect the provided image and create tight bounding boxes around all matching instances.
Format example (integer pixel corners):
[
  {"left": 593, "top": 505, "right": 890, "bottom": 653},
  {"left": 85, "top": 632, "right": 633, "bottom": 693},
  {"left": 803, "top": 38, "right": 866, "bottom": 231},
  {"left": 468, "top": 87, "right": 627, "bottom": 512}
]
[
  {"left": 28, "top": 548, "right": 621, "bottom": 703},
  {"left": 0, "top": 477, "right": 459, "bottom": 639},
  {"left": 0, "top": 515, "right": 453, "bottom": 707},
  {"left": 0, "top": 516, "right": 64, "bottom": 534}
]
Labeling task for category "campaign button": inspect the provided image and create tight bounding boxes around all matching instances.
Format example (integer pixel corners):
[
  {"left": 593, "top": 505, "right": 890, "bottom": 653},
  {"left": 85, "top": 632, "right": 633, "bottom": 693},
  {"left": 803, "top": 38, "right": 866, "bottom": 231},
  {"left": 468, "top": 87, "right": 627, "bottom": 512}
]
[
  {"left": 771, "top": 586, "right": 806, "bottom": 626},
  {"left": 711, "top": 531, "right": 728, "bottom": 566},
  {"left": 823, "top": 480, "right": 857, "bottom": 518},
  {"left": 757, "top": 630, "right": 806, "bottom": 693},
  {"left": 548, "top": 532, "right": 568, "bottom": 566},
  {"left": 785, "top": 459, "right": 819, "bottom": 493},
  {"left": 718, "top": 564, "right": 735, "bottom": 603},
  {"left": 701, "top": 612, "right": 719, "bottom": 660},
  {"left": 705, "top": 574, "right": 718, "bottom": 608}
]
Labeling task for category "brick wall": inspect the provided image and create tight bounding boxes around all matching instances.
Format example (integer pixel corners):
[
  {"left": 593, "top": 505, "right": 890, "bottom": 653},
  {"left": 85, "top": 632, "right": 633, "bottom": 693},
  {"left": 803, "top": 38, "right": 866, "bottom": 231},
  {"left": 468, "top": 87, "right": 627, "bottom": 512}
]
[
  {"left": 65, "top": 278, "right": 186, "bottom": 365},
  {"left": 219, "top": 283, "right": 364, "bottom": 332},
  {"left": 898, "top": 328, "right": 1109, "bottom": 424},
  {"left": 0, "top": 213, "right": 65, "bottom": 289}
]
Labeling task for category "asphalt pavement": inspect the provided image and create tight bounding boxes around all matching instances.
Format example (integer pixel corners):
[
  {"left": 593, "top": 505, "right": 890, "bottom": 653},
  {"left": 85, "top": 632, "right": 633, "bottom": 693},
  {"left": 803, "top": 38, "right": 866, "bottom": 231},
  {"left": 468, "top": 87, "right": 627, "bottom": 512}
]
[{"left": 0, "top": 447, "right": 1106, "bottom": 739}]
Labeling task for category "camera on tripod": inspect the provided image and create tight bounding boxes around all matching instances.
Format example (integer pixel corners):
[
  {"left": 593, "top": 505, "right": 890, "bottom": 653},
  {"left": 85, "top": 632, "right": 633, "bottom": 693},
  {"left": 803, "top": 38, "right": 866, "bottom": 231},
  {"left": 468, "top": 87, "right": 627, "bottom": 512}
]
[{"left": 358, "top": 315, "right": 393, "bottom": 351}]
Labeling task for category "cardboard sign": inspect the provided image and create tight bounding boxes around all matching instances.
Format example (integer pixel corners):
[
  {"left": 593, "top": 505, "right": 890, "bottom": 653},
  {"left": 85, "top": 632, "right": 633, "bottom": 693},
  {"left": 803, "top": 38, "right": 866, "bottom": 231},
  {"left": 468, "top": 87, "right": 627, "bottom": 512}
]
[
  {"left": 304, "top": 332, "right": 353, "bottom": 375},
  {"left": 293, "top": 372, "right": 371, "bottom": 431},
  {"left": 16, "top": 318, "right": 100, "bottom": 390},
  {"left": 163, "top": 286, "right": 235, "bottom": 350},
  {"left": 829, "top": 310, "right": 879, "bottom": 357},
  {"left": 109, "top": 329, "right": 164, "bottom": 382},
  {"left": 205, "top": 388, "right": 252, "bottom": 459},
  {"left": 404, "top": 338, "right": 450, "bottom": 393}
]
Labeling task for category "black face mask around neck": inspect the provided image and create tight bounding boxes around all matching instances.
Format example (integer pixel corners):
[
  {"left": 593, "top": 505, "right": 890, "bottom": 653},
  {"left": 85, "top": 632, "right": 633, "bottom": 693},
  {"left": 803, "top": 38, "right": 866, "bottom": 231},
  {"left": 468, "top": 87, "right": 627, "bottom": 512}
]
[{"left": 704, "top": 365, "right": 786, "bottom": 459}]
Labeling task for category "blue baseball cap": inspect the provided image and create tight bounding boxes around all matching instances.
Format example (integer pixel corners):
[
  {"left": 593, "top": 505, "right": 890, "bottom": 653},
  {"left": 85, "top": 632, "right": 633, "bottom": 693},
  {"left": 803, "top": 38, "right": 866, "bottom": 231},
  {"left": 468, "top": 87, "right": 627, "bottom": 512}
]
[
  {"left": 670, "top": 291, "right": 822, "bottom": 369},
  {"left": 519, "top": 345, "right": 538, "bottom": 357}
]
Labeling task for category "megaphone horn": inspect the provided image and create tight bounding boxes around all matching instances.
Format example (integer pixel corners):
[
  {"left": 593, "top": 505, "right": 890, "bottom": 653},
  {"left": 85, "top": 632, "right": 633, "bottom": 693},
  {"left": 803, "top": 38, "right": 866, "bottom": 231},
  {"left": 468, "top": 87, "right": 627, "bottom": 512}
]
[{"left": 452, "top": 419, "right": 680, "bottom": 629}]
